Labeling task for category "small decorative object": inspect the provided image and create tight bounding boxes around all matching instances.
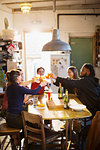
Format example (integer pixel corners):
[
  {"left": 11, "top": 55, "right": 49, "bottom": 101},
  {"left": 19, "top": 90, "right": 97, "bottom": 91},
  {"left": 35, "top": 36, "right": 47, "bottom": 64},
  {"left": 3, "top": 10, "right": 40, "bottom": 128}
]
[
  {"left": 0, "top": 66, "right": 6, "bottom": 91},
  {"left": 2, "top": 29, "right": 15, "bottom": 41},
  {"left": 7, "top": 44, "right": 15, "bottom": 54},
  {"left": 2, "top": 17, "right": 15, "bottom": 40},
  {"left": 18, "top": 42, "right": 22, "bottom": 49}
]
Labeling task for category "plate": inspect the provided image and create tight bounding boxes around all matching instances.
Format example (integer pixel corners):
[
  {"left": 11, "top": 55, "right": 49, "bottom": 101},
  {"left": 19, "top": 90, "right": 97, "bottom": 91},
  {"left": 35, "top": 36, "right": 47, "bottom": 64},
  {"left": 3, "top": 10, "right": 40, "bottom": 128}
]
[
  {"left": 36, "top": 104, "right": 45, "bottom": 109},
  {"left": 36, "top": 106, "right": 45, "bottom": 109},
  {"left": 69, "top": 104, "right": 86, "bottom": 111}
]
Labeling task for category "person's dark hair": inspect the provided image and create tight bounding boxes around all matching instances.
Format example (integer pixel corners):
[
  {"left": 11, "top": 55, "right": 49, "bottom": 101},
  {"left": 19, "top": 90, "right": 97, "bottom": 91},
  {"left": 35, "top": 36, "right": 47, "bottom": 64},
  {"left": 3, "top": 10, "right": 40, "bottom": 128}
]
[
  {"left": 37, "top": 67, "right": 45, "bottom": 73},
  {"left": 10, "top": 70, "right": 20, "bottom": 84},
  {"left": 68, "top": 66, "right": 79, "bottom": 79},
  {"left": 83, "top": 63, "right": 95, "bottom": 77},
  {"left": 6, "top": 71, "right": 11, "bottom": 82},
  {"left": 17, "top": 68, "right": 22, "bottom": 72}
]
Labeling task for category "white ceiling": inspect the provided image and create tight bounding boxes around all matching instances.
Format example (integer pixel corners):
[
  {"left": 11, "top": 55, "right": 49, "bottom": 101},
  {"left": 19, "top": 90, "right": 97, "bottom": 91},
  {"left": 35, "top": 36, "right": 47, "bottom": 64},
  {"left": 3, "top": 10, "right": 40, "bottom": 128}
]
[{"left": 0, "top": 0, "right": 100, "bottom": 13}]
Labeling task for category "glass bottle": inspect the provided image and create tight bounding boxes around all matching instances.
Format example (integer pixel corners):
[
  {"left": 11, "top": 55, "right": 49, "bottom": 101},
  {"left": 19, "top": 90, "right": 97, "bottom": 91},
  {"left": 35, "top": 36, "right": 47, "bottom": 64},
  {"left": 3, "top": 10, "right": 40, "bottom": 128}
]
[
  {"left": 64, "top": 89, "right": 69, "bottom": 109},
  {"left": 58, "top": 82, "right": 63, "bottom": 99}
]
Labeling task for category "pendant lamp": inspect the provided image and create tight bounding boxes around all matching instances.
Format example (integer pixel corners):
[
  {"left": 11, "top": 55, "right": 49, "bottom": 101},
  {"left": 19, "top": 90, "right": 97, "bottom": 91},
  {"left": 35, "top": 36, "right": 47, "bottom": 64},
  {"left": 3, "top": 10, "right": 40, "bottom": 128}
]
[{"left": 42, "top": 29, "right": 71, "bottom": 51}]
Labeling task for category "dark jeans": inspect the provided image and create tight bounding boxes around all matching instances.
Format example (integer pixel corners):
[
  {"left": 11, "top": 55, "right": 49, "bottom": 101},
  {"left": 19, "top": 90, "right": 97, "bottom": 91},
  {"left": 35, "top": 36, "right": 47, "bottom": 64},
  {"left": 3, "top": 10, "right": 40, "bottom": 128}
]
[
  {"left": 6, "top": 112, "right": 23, "bottom": 129},
  {"left": 6, "top": 112, "right": 24, "bottom": 141}
]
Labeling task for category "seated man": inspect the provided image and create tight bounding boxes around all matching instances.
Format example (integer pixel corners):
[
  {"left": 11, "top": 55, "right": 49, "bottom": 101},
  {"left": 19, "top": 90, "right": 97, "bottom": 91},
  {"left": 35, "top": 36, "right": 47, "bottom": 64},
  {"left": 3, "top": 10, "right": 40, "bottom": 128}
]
[
  {"left": 31, "top": 67, "right": 46, "bottom": 94},
  {"left": 51, "top": 63, "right": 100, "bottom": 117}
]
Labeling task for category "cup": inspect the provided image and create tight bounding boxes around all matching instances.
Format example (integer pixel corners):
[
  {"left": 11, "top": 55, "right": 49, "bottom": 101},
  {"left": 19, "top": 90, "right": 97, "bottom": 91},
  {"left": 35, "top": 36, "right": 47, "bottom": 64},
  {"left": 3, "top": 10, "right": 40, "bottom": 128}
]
[{"left": 33, "top": 96, "right": 38, "bottom": 107}]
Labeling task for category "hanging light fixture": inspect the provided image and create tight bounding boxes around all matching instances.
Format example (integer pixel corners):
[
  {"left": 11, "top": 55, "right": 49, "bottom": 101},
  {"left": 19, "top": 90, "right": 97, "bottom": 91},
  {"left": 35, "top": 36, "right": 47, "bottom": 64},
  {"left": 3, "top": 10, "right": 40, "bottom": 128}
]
[
  {"left": 42, "top": 0, "right": 71, "bottom": 52},
  {"left": 42, "top": 29, "right": 71, "bottom": 51},
  {"left": 20, "top": 3, "right": 32, "bottom": 14}
]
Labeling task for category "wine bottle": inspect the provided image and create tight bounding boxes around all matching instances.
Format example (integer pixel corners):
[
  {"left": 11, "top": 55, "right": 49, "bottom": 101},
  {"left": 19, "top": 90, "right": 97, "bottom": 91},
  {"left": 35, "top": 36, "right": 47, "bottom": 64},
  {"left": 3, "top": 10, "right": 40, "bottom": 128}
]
[
  {"left": 58, "top": 82, "right": 63, "bottom": 99},
  {"left": 64, "top": 89, "right": 69, "bottom": 109}
]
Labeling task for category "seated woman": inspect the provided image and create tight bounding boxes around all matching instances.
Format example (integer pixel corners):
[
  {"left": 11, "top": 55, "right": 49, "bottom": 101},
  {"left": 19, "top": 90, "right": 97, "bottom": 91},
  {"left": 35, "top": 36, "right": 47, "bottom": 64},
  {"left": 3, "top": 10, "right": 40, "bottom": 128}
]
[
  {"left": 6, "top": 69, "right": 47, "bottom": 129},
  {"left": 64, "top": 66, "right": 79, "bottom": 94},
  {"left": 54, "top": 66, "right": 79, "bottom": 94},
  {"left": 57, "top": 66, "right": 80, "bottom": 135},
  {"left": 2, "top": 69, "right": 35, "bottom": 114},
  {"left": 31, "top": 67, "right": 46, "bottom": 94}
]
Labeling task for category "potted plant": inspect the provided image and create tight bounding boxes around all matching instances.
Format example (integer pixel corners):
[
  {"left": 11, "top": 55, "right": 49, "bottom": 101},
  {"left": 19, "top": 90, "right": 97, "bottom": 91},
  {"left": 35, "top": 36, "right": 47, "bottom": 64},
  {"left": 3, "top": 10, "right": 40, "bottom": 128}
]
[{"left": 0, "top": 66, "right": 6, "bottom": 92}]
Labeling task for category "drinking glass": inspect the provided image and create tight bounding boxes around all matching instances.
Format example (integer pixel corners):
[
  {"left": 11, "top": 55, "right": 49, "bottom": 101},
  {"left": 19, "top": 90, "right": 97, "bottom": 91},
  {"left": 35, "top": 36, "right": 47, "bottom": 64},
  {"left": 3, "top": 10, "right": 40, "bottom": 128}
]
[{"left": 33, "top": 96, "right": 38, "bottom": 107}]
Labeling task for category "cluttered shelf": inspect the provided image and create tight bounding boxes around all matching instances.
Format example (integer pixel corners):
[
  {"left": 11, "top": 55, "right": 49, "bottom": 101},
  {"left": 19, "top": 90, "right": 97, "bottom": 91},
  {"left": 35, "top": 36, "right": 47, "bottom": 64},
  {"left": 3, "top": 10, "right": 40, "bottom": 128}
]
[
  {"left": 0, "top": 39, "right": 23, "bottom": 73},
  {"left": 94, "top": 26, "right": 100, "bottom": 67}
]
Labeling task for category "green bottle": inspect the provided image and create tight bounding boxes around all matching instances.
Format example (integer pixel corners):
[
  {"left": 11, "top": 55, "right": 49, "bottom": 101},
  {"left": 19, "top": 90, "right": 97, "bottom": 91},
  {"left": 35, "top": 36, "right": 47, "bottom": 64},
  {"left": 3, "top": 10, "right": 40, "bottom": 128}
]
[
  {"left": 64, "top": 89, "right": 69, "bottom": 109},
  {"left": 58, "top": 82, "right": 63, "bottom": 99}
]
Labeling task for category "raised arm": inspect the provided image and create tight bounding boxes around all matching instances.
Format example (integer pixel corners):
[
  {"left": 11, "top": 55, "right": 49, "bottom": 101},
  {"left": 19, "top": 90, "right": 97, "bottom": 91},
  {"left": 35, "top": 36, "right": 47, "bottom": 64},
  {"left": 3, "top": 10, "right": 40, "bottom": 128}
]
[{"left": 19, "top": 78, "right": 35, "bottom": 87}]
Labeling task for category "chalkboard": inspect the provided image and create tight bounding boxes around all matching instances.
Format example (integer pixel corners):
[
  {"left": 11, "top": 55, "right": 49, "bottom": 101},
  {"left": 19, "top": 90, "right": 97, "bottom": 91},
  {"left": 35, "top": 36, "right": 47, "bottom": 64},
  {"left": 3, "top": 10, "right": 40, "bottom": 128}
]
[{"left": 70, "top": 37, "right": 93, "bottom": 75}]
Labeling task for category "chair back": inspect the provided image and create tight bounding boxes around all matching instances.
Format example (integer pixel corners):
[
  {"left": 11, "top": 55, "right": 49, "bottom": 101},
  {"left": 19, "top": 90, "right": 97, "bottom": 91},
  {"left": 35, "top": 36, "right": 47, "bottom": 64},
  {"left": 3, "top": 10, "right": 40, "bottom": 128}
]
[
  {"left": 22, "top": 111, "right": 45, "bottom": 144},
  {"left": 85, "top": 111, "right": 100, "bottom": 150}
]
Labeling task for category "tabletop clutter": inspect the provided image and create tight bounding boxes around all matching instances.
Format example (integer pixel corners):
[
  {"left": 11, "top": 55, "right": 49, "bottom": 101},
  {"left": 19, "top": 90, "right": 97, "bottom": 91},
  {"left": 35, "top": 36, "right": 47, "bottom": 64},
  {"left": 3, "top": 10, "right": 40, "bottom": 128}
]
[{"left": 28, "top": 77, "right": 86, "bottom": 111}]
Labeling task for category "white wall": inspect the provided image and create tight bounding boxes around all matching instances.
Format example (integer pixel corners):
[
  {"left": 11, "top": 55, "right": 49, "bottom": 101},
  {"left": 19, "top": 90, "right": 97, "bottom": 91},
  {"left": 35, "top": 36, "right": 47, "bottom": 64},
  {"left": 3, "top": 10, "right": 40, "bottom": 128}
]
[
  {"left": 13, "top": 10, "right": 100, "bottom": 43},
  {"left": 13, "top": 11, "right": 55, "bottom": 34},
  {"left": 0, "top": 8, "right": 100, "bottom": 42},
  {"left": 59, "top": 15, "right": 100, "bottom": 41}
]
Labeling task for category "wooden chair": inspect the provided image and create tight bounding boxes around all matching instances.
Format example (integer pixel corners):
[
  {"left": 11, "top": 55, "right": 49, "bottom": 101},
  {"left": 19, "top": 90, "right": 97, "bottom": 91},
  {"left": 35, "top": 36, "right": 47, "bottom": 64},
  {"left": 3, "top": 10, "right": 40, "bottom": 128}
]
[
  {"left": 0, "top": 123, "right": 21, "bottom": 150},
  {"left": 22, "top": 111, "right": 64, "bottom": 150},
  {"left": 85, "top": 111, "right": 100, "bottom": 150}
]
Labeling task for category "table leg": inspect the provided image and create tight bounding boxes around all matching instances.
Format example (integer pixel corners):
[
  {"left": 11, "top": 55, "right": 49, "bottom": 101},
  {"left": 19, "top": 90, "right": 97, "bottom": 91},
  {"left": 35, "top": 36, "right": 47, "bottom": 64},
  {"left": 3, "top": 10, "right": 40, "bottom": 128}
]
[
  {"left": 65, "top": 120, "right": 71, "bottom": 150},
  {"left": 65, "top": 120, "right": 68, "bottom": 149},
  {"left": 69, "top": 120, "right": 73, "bottom": 140}
]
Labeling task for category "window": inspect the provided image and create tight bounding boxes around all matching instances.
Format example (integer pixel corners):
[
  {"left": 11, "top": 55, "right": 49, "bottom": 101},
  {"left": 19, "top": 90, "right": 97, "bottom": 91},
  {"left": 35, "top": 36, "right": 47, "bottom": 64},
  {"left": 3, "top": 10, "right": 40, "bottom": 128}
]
[{"left": 25, "top": 31, "right": 52, "bottom": 81}]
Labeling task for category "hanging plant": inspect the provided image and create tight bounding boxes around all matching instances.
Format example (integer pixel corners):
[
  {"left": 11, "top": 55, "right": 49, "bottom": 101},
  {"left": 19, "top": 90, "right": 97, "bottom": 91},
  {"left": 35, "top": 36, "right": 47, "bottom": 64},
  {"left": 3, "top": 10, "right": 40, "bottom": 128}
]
[{"left": 0, "top": 66, "right": 6, "bottom": 88}]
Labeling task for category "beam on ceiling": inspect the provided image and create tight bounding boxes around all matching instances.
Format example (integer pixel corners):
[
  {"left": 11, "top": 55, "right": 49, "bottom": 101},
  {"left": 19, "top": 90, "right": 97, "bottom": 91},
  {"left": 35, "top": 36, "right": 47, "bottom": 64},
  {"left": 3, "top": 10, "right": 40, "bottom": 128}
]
[
  {"left": 1, "top": 0, "right": 69, "bottom": 5},
  {"left": 13, "top": 3, "right": 100, "bottom": 12}
]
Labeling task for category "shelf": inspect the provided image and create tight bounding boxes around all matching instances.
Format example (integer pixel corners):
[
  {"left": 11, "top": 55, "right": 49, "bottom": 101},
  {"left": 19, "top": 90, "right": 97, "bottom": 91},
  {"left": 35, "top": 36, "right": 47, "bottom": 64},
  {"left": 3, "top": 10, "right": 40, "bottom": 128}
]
[
  {"left": 14, "top": 49, "right": 22, "bottom": 52},
  {"left": 0, "top": 39, "right": 23, "bottom": 72},
  {"left": 94, "top": 30, "right": 100, "bottom": 67}
]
